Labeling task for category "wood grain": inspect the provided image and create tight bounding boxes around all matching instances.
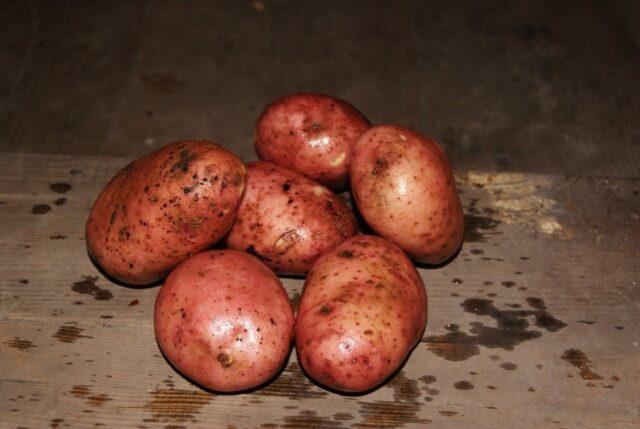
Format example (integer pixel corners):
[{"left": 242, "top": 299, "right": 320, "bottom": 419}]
[
  {"left": 0, "top": 153, "right": 639, "bottom": 428},
  {"left": 1, "top": 1, "right": 640, "bottom": 176}
]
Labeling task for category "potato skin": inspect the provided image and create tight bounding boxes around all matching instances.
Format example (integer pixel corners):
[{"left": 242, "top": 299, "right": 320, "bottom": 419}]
[
  {"left": 86, "top": 140, "right": 246, "bottom": 285},
  {"left": 255, "top": 93, "right": 370, "bottom": 190},
  {"left": 296, "top": 235, "right": 427, "bottom": 392},
  {"left": 154, "top": 250, "right": 294, "bottom": 392},
  {"left": 350, "top": 125, "right": 464, "bottom": 264},
  {"left": 225, "top": 161, "right": 357, "bottom": 275}
]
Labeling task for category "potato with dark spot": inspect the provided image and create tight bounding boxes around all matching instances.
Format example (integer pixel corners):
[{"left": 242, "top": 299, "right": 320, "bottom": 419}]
[
  {"left": 255, "top": 93, "right": 371, "bottom": 190},
  {"left": 296, "top": 235, "right": 427, "bottom": 392},
  {"left": 154, "top": 250, "right": 295, "bottom": 392},
  {"left": 86, "top": 140, "right": 246, "bottom": 285},
  {"left": 350, "top": 125, "right": 464, "bottom": 264},
  {"left": 225, "top": 161, "right": 357, "bottom": 275}
]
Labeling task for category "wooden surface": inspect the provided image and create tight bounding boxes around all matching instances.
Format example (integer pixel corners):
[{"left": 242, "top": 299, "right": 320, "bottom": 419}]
[
  {"left": 0, "top": 152, "right": 639, "bottom": 429},
  {"left": 2, "top": 0, "right": 640, "bottom": 177}
]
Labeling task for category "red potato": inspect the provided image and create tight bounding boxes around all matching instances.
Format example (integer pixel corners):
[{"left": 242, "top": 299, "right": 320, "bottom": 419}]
[
  {"left": 296, "top": 235, "right": 427, "bottom": 392},
  {"left": 350, "top": 125, "right": 464, "bottom": 264},
  {"left": 86, "top": 140, "right": 246, "bottom": 285},
  {"left": 225, "top": 161, "right": 357, "bottom": 276},
  {"left": 255, "top": 93, "right": 371, "bottom": 190},
  {"left": 154, "top": 250, "right": 295, "bottom": 392}
]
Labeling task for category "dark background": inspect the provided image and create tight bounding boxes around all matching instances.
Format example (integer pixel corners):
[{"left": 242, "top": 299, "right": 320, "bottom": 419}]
[{"left": 1, "top": 0, "right": 639, "bottom": 176}]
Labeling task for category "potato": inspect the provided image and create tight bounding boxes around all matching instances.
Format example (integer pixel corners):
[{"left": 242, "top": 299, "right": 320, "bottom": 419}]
[
  {"left": 154, "top": 250, "right": 295, "bottom": 392},
  {"left": 86, "top": 140, "right": 246, "bottom": 285},
  {"left": 350, "top": 125, "right": 464, "bottom": 264},
  {"left": 225, "top": 161, "right": 357, "bottom": 276},
  {"left": 255, "top": 93, "right": 370, "bottom": 190},
  {"left": 296, "top": 235, "right": 427, "bottom": 392}
]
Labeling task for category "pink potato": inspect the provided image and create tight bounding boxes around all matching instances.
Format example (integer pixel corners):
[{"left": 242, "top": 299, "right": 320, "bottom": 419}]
[
  {"left": 296, "top": 235, "right": 427, "bottom": 392},
  {"left": 225, "top": 161, "right": 357, "bottom": 276},
  {"left": 86, "top": 140, "right": 246, "bottom": 285},
  {"left": 255, "top": 93, "right": 370, "bottom": 190},
  {"left": 154, "top": 250, "right": 295, "bottom": 392},
  {"left": 350, "top": 125, "right": 464, "bottom": 264}
]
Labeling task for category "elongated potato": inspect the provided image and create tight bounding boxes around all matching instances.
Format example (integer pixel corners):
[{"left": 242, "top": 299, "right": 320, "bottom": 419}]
[
  {"left": 225, "top": 161, "right": 357, "bottom": 275},
  {"left": 296, "top": 235, "right": 427, "bottom": 392},
  {"left": 86, "top": 140, "right": 245, "bottom": 285},
  {"left": 154, "top": 250, "right": 295, "bottom": 392},
  {"left": 350, "top": 125, "right": 464, "bottom": 264},
  {"left": 255, "top": 93, "right": 370, "bottom": 189}
]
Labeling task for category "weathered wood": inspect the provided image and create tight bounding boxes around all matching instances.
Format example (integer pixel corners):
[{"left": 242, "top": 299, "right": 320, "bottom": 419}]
[
  {"left": 0, "top": 153, "right": 639, "bottom": 429},
  {"left": 2, "top": 1, "right": 640, "bottom": 177}
]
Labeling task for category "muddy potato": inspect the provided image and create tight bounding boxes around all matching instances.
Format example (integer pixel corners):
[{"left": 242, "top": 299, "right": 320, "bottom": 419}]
[
  {"left": 154, "top": 250, "right": 295, "bottom": 392},
  {"left": 350, "top": 125, "right": 464, "bottom": 264},
  {"left": 86, "top": 140, "right": 246, "bottom": 285},
  {"left": 296, "top": 235, "right": 427, "bottom": 392},
  {"left": 225, "top": 161, "right": 357, "bottom": 275},
  {"left": 255, "top": 93, "right": 370, "bottom": 189}
]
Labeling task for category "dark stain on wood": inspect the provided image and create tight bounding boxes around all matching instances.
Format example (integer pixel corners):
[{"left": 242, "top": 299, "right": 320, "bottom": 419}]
[
  {"left": 278, "top": 409, "right": 346, "bottom": 428},
  {"left": 423, "top": 297, "right": 566, "bottom": 361},
  {"left": 32, "top": 204, "right": 51, "bottom": 214},
  {"left": 353, "top": 371, "right": 430, "bottom": 428},
  {"left": 333, "top": 413, "right": 354, "bottom": 421},
  {"left": 526, "top": 297, "right": 547, "bottom": 310},
  {"left": 53, "top": 325, "right": 92, "bottom": 343},
  {"left": 50, "top": 417, "right": 64, "bottom": 428},
  {"left": 4, "top": 337, "right": 37, "bottom": 351},
  {"left": 70, "top": 385, "right": 90, "bottom": 397},
  {"left": 291, "top": 292, "right": 301, "bottom": 311},
  {"left": 439, "top": 410, "right": 458, "bottom": 417},
  {"left": 71, "top": 276, "right": 113, "bottom": 301},
  {"left": 50, "top": 183, "right": 72, "bottom": 193},
  {"left": 54, "top": 197, "right": 67, "bottom": 206},
  {"left": 86, "top": 394, "right": 112, "bottom": 407},
  {"left": 561, "top": 349, "right": 603, "bottom": 380},
  {"left": 70, "top": 385, "right": 112, "bottom": 407},
  {"left": 257, "top": 362, "right": 328, "bottom": 400},
  {"left": 500, "top": 362, "right": 517, "bottom": 370},
  {"left": 464, "top": 198, "right": 502, "bottom": 243},
  {"left": 453, "top": 380, "right": 473, "bottom": 390},
  {"left": 50, "top": 234, "right": 67, "bottom": 240},
  {"left": 420, "top": 375, "right": 437, "bottom": 385},
  {"left": 421, "top": 330, "right": 481, "bottom": 361},
  {"left": 445, "top": 324, "right": 459, "bottom": 332},
  {"left": 142, "top": 388, "right": 212, "bottom": 423}
]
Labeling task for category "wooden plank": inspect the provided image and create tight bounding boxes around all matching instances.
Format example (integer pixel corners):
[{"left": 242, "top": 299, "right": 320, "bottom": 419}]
[
  {"left": 0, "top": 152, "right": 639, "bottom": 429},
  {"left": 2, "top": 1, "right": 640, "bottom": 176}
]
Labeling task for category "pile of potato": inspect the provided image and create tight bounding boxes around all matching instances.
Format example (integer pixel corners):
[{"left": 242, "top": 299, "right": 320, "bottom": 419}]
[{"left": 85, "top": 93, "right": 464, "bottom": 393}]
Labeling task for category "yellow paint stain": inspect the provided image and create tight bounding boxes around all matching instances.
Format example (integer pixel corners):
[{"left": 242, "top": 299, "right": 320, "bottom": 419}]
[{"left": 460, "top": 172, "right": 571, "bottom": 238}]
